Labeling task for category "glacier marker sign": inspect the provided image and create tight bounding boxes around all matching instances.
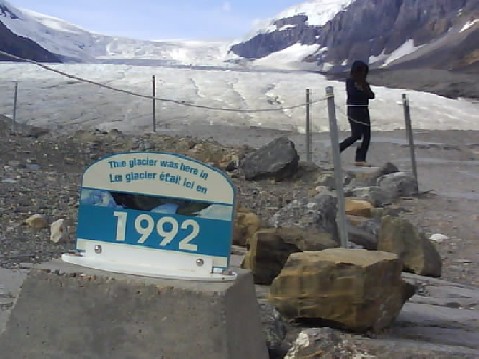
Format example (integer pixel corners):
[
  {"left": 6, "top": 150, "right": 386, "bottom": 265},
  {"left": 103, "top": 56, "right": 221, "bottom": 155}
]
[{"left": 62, "top": 152, "right": 237, "bottom": 281}]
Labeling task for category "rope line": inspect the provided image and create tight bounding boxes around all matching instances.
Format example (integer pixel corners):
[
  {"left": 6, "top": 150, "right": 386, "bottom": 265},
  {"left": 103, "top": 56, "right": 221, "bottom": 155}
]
[
  {"left": 0, "top": 50, "right": 329, "bottom": 113},
  {"left": 334, "top": 104, "right": 372, "bottom": 127}
]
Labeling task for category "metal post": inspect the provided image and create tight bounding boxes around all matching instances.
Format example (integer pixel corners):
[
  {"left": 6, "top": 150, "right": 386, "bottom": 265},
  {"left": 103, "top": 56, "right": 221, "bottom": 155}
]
[
  {"left": 12, "top": 81, "right": 18, "bottom": 133},
  {"left": 152, "top": 75, "right": 156, "bottom": 132},
  {"left": 402, "top": 94, "right": 418, "bottom": 194},
  {"left": 326, "top": 86, "right": 349, "bottom": 248},
  {"left": 306, "top": 89, "right": 312, "bottom": 162}
]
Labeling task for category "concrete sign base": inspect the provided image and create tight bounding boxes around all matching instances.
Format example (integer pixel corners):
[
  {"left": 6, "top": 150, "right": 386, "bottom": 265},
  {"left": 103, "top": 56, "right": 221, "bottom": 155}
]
[{"left": 0, "top": 260, "right": 268, "bottom": 359}]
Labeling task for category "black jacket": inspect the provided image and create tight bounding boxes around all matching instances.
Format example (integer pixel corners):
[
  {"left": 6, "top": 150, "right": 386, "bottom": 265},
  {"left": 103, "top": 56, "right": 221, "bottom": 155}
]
[{"left": 346, "top": 78, "right": 375, "bottom": 106}]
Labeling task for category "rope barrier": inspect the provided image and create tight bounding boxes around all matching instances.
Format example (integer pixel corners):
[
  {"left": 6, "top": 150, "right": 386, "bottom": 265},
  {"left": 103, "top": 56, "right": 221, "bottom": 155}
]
[
  {"left": 334, "top": 104, "right": 372, "bottom": 127},
  {"left": 0, "top": 50, "right": 329, "bottom": 113}
]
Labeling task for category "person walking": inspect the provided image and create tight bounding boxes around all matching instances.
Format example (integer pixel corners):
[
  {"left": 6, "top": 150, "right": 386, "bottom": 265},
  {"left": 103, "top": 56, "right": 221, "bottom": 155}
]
[{"left": 339, "top": 60, "right": 375, "bottom": 166}]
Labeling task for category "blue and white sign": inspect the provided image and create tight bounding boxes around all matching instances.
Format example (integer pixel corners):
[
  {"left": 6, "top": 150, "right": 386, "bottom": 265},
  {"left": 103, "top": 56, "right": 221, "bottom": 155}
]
[{"left": 61, "top": 152, "right": 237, "bottom": 281}]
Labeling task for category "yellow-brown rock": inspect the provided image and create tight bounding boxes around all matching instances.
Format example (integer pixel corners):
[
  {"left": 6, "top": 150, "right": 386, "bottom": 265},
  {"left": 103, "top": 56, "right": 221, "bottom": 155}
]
[
  {"left": 242, "top": 228, "right": 337, "bottom": 285},
  {"left": 345, "top": 198, "right": 373, "bottom": 217},
  {"left": 233, "top": 208, "right": 261, "bottom": 246},
  {"left": 242, "top": 229, "right": 300, "bottom": 285},
  {"left": 187, "top": 143, "right": 240, "bottom": 171},
  {"left": 25, "top": 214, "right": 48, "bottom": 230},
  {"left": 378, "top": 216, "right": 442, "bottom": 277},
  {"left": 269, "top": 249, "right": 415, "bottom": 333},
  {"left": 346, "top": 214, "right": 369, "bottom": 227}
]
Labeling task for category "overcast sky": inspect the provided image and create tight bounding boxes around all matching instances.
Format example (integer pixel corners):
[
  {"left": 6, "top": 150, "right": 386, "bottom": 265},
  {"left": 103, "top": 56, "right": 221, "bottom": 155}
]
[{"left": 10, "top": 0, "right": 301, "bottom": 41}]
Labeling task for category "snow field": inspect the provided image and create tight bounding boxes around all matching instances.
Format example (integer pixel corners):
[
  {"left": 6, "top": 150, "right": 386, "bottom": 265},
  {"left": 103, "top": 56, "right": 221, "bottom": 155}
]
[{"left": 0, "top": 63, "right": 477, "bottom": 134}]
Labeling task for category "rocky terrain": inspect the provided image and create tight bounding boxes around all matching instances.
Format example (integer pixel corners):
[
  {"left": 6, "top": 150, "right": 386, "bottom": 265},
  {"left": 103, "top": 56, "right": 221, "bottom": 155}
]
[
  {"left": 0, "top": 2, "right": 60, "bottom": 63},
  {"left": 1, "top": 115, "right": 479, "bottom": 357}
]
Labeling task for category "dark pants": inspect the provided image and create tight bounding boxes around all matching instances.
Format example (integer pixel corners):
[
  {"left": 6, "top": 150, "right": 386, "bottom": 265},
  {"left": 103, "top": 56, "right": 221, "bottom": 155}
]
[{"left": 339, "top": 107, "right": 371, "bottom": 162}]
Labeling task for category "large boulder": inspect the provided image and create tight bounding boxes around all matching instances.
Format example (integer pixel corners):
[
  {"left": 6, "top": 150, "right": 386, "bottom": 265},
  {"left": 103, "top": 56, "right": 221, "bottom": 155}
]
[
  {"left": 378, "top": 216, "right": 442, "bottom": 277},
  {"left": 378, "top": 172, "right": 418, "bottom": 199},
  {"left": 241, "top": 137, "right": 299, "bottom": 181},
  {"left": 242, "top": 228, "right": 337, "bottom": 285},
  {"left": 233, "top": 208, "right": 261, "bottom": 246},
  {"left": 269, "top": 249, "right": 415, "bottom": 333}
]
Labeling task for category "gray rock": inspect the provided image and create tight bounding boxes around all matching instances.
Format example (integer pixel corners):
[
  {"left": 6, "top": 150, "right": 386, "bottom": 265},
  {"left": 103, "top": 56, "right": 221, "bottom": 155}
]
[
  {"left": 378, "top": 171, "right": 418, "bottom": 199},
  {"left": 24, "top": 126, "right": 49, "bottom": 138},
  {"left": 402, "top": 272, "right": 479, "bottom": 309},
  {"left": 269, "top": 194, "right": 339, "bottom": 244},
  {"left": 241, "top": 137, "right": 299, "bottom": 181},
  {"left": 258, "top": 302, "right": 288, "bottom": 354},
  {"left": 349, "top": 186, "right": 392, "bottom": 207},
  {"left": 285, "top": 328, "right": 361, "bottom": 358},
  {"left": 313, "top": 194, "right": 339, "bottom": 244},
  {"left": 347, "top": 217, "right": 380, "bottom": 250},
  {"left": 7, "top": 161, "right": 22, "bottom": 168},
  {"left": 315, "top": 171, "right": 336, "bottom": 190},
  {"left": 378, "top": 162, "right": 400, "bottom": 177}
]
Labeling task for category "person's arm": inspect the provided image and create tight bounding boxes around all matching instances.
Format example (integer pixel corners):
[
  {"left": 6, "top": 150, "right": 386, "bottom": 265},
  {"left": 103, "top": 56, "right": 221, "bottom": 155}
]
[{"left": 364, "top": 82, "right": 375, "bottom": 99}]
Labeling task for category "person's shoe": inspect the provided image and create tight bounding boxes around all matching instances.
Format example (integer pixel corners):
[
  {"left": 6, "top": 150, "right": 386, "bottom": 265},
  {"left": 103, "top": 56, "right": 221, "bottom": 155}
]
[{"left": 354, "top": 161, "right": 369, "bottom": 167}]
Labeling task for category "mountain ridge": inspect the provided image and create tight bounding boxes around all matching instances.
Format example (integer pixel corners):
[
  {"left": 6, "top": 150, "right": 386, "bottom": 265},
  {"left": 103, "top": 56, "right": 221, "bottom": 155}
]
[
  {"left": 0, "top": 0, "right": 232, "bottom": 65},
  {"left": 230, "top": 0, "right": 479, "bottom": 73}
]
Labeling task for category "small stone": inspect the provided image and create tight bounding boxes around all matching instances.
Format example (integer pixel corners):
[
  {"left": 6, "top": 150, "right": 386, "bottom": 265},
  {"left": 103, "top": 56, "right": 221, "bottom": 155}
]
[
  {"left": 7, "top": 160, "right": 22, "bottom": 168},
  {"left": 50, "top": 219, "right": 69, "bottom": 243},
  {"left": 315, "top": 172, "right": 336, "bottom": 190},
  {"left": 453, "top": 259, "right": 472, "bottom": 264},
  {"left": 25, "top": 214, "right": 48, "bottom": 230},
  {"left": 306, "top": 202, "right": 317, "bottom": 210},
  {"left": 429, "top": 233, "right": 449, "bottom": 243},
  {"left": 26, "top": 163, "right": 41, "bottom": 171}
]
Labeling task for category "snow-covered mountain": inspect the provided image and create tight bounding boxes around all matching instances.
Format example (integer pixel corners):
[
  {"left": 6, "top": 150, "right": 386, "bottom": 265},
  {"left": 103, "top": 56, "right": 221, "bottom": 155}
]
[
  {"left": 0, "top": 0, "right": 232, "bottom": 65},
  {"left": 230, "top": 0, "right": 479, "bottom": 72},
  {"left": 2, "top": 0, "right": 478, "bottom": 73}
]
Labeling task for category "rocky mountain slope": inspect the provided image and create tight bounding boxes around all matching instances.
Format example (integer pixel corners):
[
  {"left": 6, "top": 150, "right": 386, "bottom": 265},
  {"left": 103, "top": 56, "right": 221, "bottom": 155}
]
[
  {"left": 0, "top": 0, "right": 230, "bottom": 65},
  {"left": 0, "top": 2, "right": 60, "bottom": 62},
  {"left": 230, "top": 0, "right": 479, "bottom": 73}
]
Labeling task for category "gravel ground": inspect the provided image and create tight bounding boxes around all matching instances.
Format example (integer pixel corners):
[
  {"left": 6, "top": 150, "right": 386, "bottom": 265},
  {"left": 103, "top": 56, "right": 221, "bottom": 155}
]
[{"left": 0, "top": 116, "right": 478, "bottom": 288}]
